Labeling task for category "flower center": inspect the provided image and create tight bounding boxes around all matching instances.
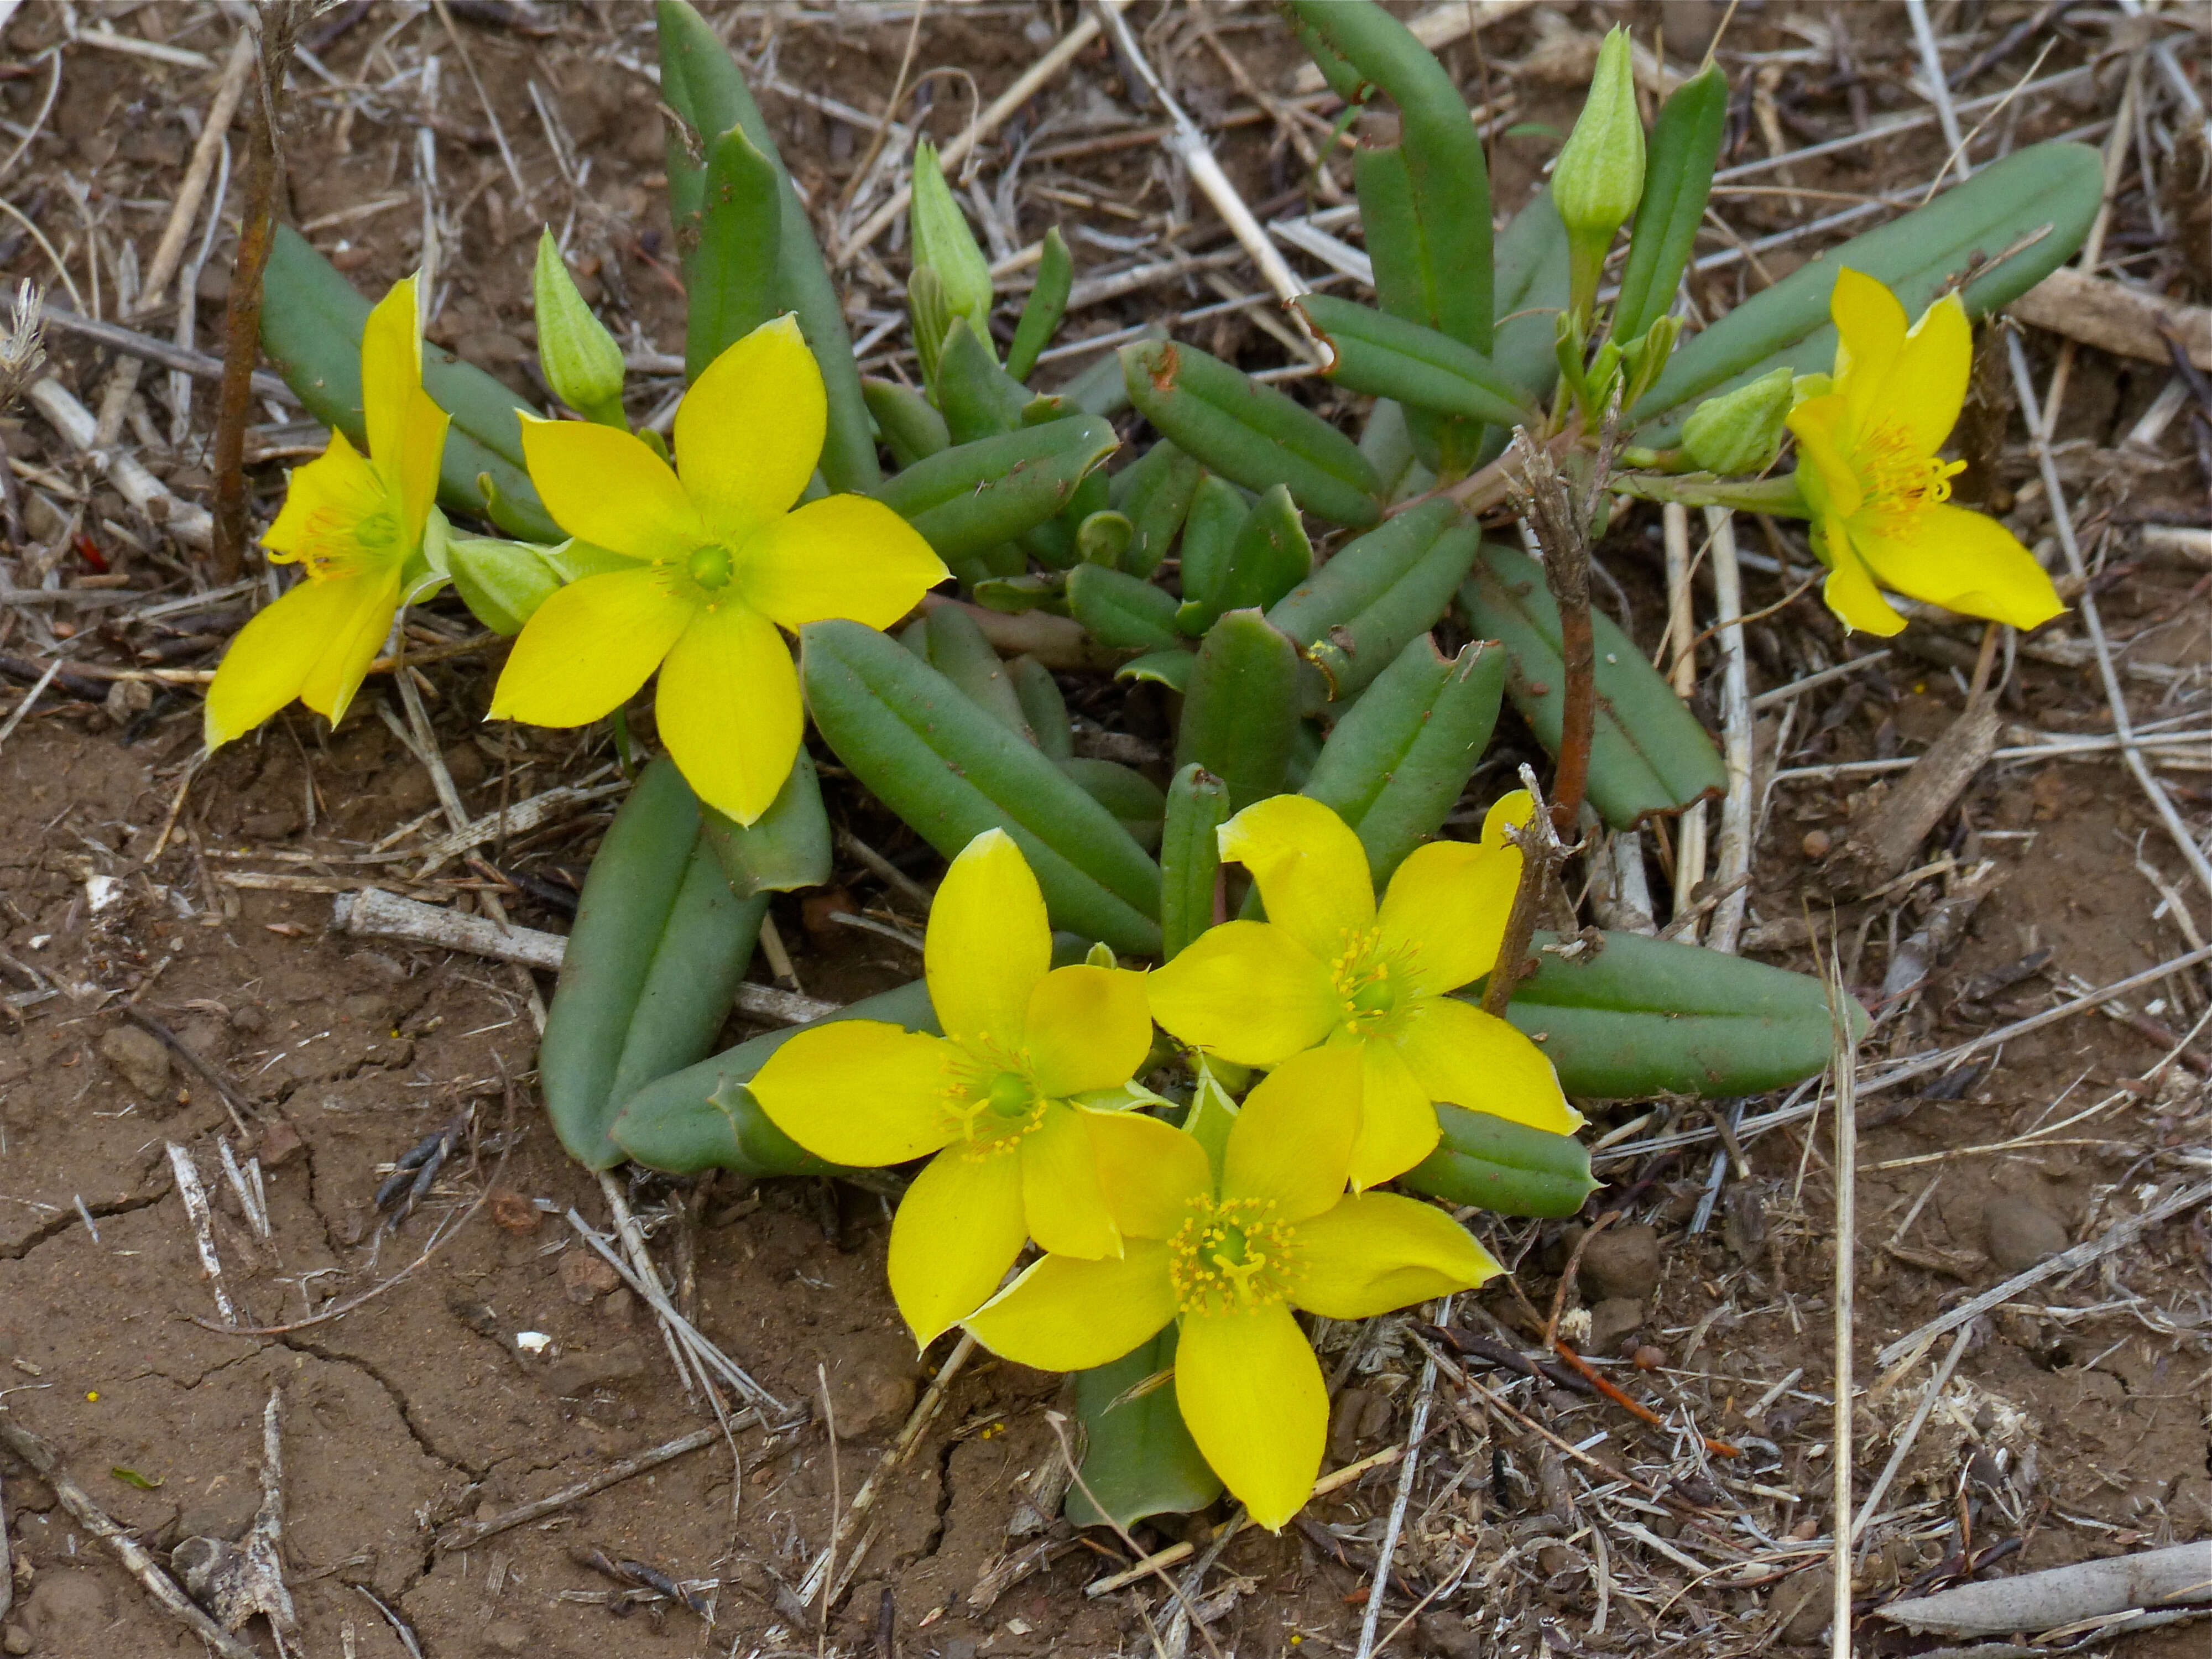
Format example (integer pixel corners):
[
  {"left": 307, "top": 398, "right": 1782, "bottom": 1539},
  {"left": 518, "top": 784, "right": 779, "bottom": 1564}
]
[
  {"left": 938, "top": 1052, "right": 1047, "bottom": 1148},
  {"left": 280, "top": 505, "right": 401, "bottom": 581},
  {"left": 1855, "top": 421, "right": 1965, "bottom": 530},
  {"left": 685, "top": 543, "right": 734, "bottom": 590},
  {"left": 1168, "top": 1196, "right": 1298, "bottom": 1316},
  {"left": 1327, "top": 926, "right": 1418, "bottom": 1034}
]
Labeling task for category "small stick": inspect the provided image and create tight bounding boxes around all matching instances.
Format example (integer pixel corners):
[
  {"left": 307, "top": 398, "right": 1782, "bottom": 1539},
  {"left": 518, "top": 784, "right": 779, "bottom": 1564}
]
[
  {"left": 169, "top": 1141, "right": 238, "bottom": 1326},
  {"left": 436, "top": 1426, "right": 732, "bottom": 1552},
  {"left": 39, "top": 302, "right": 294, "bottom": 402},
  {"left": 1824, "top": 940, "right": 1860, "bottom": 1659},
  {"left": 1480, "top": 765, "right": 1566, "bottom": 1016},
  {"left": 211, "top": 9, "right": 296, "bottom": 580},
  {"left": 817, "top": 1361, "right": 840, "bottom": 1647},
  {"left": 129, "top": 1006, "right": 254, "bottom": 1134},
  {"left": 1546, "top": 1339, "right": 1742, "bottom": 1458},
  {"left": 1354, "top": 1294, "right": 1451, "bottom": 1659},
  {"left": 136, "top": 36, "right": 257, "bottom": 314},
  {"left": 0, "top": 1406, "right": 262, "bottom": 1659},
  {"left": 1703, "top": 507, "right": 1754, "bottom": 954}
]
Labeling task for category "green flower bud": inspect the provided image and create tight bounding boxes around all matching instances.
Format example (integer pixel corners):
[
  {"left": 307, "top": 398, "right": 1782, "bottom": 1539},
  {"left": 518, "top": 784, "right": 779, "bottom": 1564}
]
[
  {"left": 1552, "top": 28, "right": 1646, "bottom": 315},
  {"left": 909, "top": 139, "right": 995, "bottom": 343},
  {"left": 1681, "top": 366, "right": 1796, "bottom": 476},
  {"left": 531, "top": 230, "right": 626, "bottom": 427}
]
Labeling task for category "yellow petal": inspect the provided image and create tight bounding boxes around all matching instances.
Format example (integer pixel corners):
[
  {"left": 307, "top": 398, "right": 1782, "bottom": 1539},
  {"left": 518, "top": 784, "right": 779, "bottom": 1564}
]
[
  {"left": 926, "top": 828, "right": 1051, "bottom": 1056},
  {"left": 1091, "top": 1110, "right": 1211, "bottom": 1239},
  {"left": 1020, "top": 1102, "right": 1120, "bottom": 1260},
  {"left": 674, "top": 314, "right": 825, "bottom": 540},
  {"left": 1829, "top": 267, "right": 1907, "bottom": 434},
  {"left": 888, "top": 1142, "right": 1027, "bottom": 1345},
  {"left": 748, "top": 1021, "right": 959, "bottom": 1165},
  {"left": 520, "top": 414, "right": 703, "bottom": 562},
  {"left": 964, "top": 1243, "right": 1175, "bottom": 1372},
  {"left": 359, "top": 274, "right": 421, "bottom": 472},
  {"left": 654, "top": 599, "right": 804, "bottom": 827},
  {"left": 1785, "top": 395, "right": 1863, "bottom": 520},
  {"left": 1390, "top": 994, "right": 1583, "bottom": 1136},
  {"left": 1818, "top": 528, "right": 1907, "bottom": 637},
  {"left": 735, "top": 494, "right": 948, "bottom": 632},
  {"left": 261, "top": 429, "right": 386, "bottom": 564},
  {"left": 1023, "top": 964, "right": 1153, "bottom": 1098},
  {"left": 1145, "top": 921, "right": 1339, "bottom": 1066},
  {"left": 1174, "top": 1303, "right": 1327, "bottom": 1531},
  {"left": 488, "top": 565, "right": 692, "bottom": 727},
  {"left": 1351, "top": 1038, "right": 1443, "bottom": 1191},
  {"left": 1222, "top": 1046, "right": 1359, "bottom": 1221},
  {"left": 1882, "top": 290, "right": 1971, "bottom": 460},
  {"left": 1217, "top": 794, "right": 1375, "bottom": 963},
  {"left": 1375, "top": 833, "right": 1523, "bottom": 999},
  {"left": 1481, "top": 789, "right": 1533, "bottom": 847},
  {"left": 1854, "top": 504, "right": 2066, "bottom": 631},
  {"left": 296, "top": 568, "right": 402, "bottom": 728},
  {"left": 388, "top": 383, "right": 450, "bottom": 542},
  {"left": 204, "top": 571, "right": 387, "bottom": 748},
  {"left": 1291, "top": 1192, "right": 1503, "bottom": 1318}
]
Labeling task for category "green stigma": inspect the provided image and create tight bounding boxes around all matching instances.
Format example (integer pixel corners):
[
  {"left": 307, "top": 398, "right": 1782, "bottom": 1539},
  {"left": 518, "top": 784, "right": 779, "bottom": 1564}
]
[{"left": 686, "top": 544, "right": 734, "bottom": 589}]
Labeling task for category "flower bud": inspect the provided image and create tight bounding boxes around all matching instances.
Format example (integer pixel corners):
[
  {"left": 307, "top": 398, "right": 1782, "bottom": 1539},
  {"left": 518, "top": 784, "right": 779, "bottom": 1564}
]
[
  {"left": 532, "top": 231, "right": 626, "bottom": 427},
  {"left": 909, "top": 139, "right": 995, "bottom": 343},
  {"left": 1681, "top": 366, "right": 1795, "bottom": 476},
  {"left": 1551, "top": 28, "right": 1645, "bottom": 314}
]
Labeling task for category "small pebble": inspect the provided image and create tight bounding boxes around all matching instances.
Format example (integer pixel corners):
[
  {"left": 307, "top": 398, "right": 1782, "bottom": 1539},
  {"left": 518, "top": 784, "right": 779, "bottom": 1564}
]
[
  {"left": 1631, "top": 1344, "right": 1667, "bottom": 1371},
  {"left": 1801, "top": 828, "right": 1832, "bottom": 859},
  {"left": 3, "top": 1624, "right": 30, "bottom": 1656},
  {"left": 559, "top": 1249, "right": 622, "bottom": 1302},
  {"left": 1981, "top": 1194, "right": 2070, "bottom": 1274}
]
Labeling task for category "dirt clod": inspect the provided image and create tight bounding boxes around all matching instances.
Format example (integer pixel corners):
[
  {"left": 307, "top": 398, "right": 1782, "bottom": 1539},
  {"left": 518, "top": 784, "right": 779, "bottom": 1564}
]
[
  {"left": 19, "top": 1571, "right": 109, "bottom": 1649},
  {"left": 1981, "top": 1194, "right": 2071, "bottom": 1273},
  {"left": 98, "top": 1022, "right": 170, "bottom": 1097},
  {"left": 481, "top": 1617, "right": 532, "bottom": 1654},
  {"left": 488, "top": 1188, "right": 540, "bottom": 1233},
  {"left": 1771, "top": 1564, "right": 1833, "bottom": 1645},
  {"left": 823, "top": 1332, "right": 922, "bottom": 1439},
  {"left": 1, "top": 1625, "right": 27, "bottom": 1656},
  {"left": 559, "top": 1248, "right": 622, "bottom": 1302},
  {"left": 1579, "top": 1223, "right": 1661, "bottom": 1301},
  {"left": 255, "top": 1119, "right": 304, "bottom": 1168},
  {"left": 1587, "top": 1297, "right": 1645, "bottom": 1354},
  {"left": 1416, "top": 1609, "right": 1482, "bottom": 1658}
]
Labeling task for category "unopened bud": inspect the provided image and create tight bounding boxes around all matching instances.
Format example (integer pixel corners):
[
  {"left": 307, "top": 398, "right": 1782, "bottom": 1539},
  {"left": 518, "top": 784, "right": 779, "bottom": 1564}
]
[
  {"left": 1681, "top": 366, "right": 1795, "bottom": 476},
  {"left": 909, "top": 139, "right": 994, "bottom": 342},
  {"left": 1552, "top": 28, "right": 1645, "bottom": 314},
  {"left": 532, "top": 231, "right": 626, "bottom": 427}
]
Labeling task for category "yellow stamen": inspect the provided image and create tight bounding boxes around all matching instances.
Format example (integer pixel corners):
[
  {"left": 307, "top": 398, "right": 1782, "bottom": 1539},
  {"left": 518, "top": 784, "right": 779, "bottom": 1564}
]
[{"left": 1168, "top": 1195, "right": 1299, "bottom": 1316}]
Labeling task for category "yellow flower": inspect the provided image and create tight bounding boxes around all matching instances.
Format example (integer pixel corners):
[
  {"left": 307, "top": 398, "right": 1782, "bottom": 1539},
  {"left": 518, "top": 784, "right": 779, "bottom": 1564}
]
[
  {"left": 205, "top": 274, "right": 447, "bottom": 747},
  {"left": 964, "top": 1046, "right": 1501, "bottom": 1530},
  {"left": 749, "top": 828, "right": 1156, "bottom": 1345},
  {"left": 1146, "top": 793, "right": 1580, "bottom": 1190},
  {"left": 489, "top": 315, "right": 947, "bottom": 826},
  {"left": 1786, "top": 268, "right": 2064, "bottom": 638}
]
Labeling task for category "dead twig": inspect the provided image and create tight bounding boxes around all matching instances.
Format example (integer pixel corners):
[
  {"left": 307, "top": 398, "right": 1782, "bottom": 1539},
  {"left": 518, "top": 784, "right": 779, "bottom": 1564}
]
[
  {"left": 1354, "top": 1294, "right": 1452, "bottom": 1658},
  {"left": 1481, "top": 765, "right": 1567, "bottom": 1015},
  {"left": 436, "top": 1426, "right": 734, "bottom": 1553}
]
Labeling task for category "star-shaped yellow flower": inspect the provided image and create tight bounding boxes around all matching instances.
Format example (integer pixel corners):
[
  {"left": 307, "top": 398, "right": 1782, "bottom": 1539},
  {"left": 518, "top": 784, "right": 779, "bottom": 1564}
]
[
  {"left": 489, "top": 315, "right": 947, "bottom": 825},
  {"left": 1787, "top": 268, "right": 2065, "bottom": 638},
  {"left": 1146, "top": 792, "right": 1580, "bottom": 1190},
  {"left": 748, "top": 829, "right": 1156, "bottom": 1345},
  {"left": 205, "top": 273, "right": 447, "bottom": 747},
  {"left": 964, "top": 1046, "right": 1501, "bottom": 1530}
]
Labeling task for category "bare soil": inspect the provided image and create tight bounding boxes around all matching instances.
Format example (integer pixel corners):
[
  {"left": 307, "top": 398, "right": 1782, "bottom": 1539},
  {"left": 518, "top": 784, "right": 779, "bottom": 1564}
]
[{"left": 1, "top": 4, "right": 2207, "bottom": 1657}]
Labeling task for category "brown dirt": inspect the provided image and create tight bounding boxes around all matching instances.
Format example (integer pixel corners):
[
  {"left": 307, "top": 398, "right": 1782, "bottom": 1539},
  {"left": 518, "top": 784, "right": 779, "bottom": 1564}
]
[{"left": 2, "top": 3, "right": 2208, "bottom": 1657}]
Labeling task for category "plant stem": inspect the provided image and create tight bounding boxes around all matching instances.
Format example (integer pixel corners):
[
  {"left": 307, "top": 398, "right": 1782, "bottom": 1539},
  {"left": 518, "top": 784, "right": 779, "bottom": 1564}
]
[
  {"left": 210, "top": 21, "right": 289, "bottom": 581},
  {"left": 1611, "top": 469, "right": 1807, "bottom": 515},
  {"left": 1481, "top": 765, "right": 1567, "bottom": 1017}
]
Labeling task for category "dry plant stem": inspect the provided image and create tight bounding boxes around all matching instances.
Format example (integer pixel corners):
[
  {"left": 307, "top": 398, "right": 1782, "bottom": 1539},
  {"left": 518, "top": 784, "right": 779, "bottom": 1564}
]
[
  {"left": 130, "top": 1005, "right": 252, "bottom": 1133},
  {"left": 169, "top": 1141, "right": 239, "bottom": 1326},
  {"left": 1509, "top": 433, "right": 1595, "bottom": 834},
  {"left": 1824, "top": 944, "right": 1860, "bottom": 1659},
  {"left": 594, "top": 1170, "right": 704, "bottom": 1415},
  {"left": 1703, "top": 508, "right": 1754, "bottom": 953},
  {"left": 1355, "top": 1294, "right": 1450, "bottom": 1659},
  {"left": 211, "top": 20, "right": 289, "bottom": 582},
  {"left": 1546, "top": 1339, "right": 1742, "bottom": 1457},
  {"left": 0, "top": 1407, "right": 262, "bottom": 1659},
  {"left": 1480, "top": 765, "right": 1564, "bottom": 1016},
  {"left": 137, "top": 35, "right": 255, "bottom": 315},
  {"left": 2006, "top": 332, "right": 2212, "bottom": 906},
  {"left": 1663, "top": 504, "right": 1709, "bottom": 922}
]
